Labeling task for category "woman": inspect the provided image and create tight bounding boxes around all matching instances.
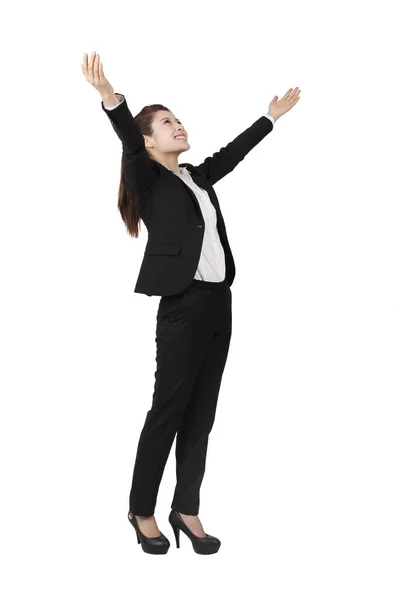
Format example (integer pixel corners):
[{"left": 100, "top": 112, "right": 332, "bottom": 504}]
[{"left": 82, "top": 51, "right": 301, "bottom": 555}]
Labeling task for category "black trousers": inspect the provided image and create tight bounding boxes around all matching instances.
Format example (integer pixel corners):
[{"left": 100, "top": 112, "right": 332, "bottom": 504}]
[{"left": 129, "top": 276, "right": 232, "bottom": 516}]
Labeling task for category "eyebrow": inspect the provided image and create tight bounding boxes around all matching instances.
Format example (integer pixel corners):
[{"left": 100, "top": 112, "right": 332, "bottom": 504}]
[{"left": 161, "top": 117, "right": 180, "bottom": 122}]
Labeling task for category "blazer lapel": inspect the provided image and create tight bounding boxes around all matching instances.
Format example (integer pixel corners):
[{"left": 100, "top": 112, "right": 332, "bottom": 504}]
[{"left": 182, "top": 165, "right": 219, "bottom": 215}]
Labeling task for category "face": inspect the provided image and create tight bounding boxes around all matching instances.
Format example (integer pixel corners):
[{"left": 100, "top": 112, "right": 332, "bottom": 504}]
[{"left": 144, "top": 110, "right": 190, "bottom": 156}]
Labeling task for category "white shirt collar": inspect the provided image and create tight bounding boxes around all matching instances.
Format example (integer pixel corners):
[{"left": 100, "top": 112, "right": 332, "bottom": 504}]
[{"left": 167, "top": 165, "right": 189, "bottom": 175}]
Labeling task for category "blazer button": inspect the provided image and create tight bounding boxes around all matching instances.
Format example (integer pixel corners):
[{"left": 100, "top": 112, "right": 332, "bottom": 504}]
[{"left": 197, "top": 225, "right": 203, "bottom": 228}]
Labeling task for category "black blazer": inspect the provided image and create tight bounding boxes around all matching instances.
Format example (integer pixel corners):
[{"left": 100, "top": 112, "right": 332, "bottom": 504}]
[{"left": 101, "top": 94, "right": 274, "bottom": 297}]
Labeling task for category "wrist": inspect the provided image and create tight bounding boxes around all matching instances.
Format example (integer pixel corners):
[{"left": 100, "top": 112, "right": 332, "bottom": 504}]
[
  {"left": 267, "top": 111, "right": 279, "bottom": 121},
  {"left": 100, "top": 88, "right": 117, "bottom": 107}
]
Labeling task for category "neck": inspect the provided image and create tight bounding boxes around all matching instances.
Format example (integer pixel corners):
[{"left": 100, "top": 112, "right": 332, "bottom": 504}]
[{"left": 149, "top": 151, "right": 180, "bottom": 173}]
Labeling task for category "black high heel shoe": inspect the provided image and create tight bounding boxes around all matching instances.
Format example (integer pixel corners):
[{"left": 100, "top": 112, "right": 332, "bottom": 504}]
[
  {"left": 168, "top": 509, "right": 221, "bottom": 554},
  {"left": 128, "top": 512, "right": 170, "bottom": 554}
]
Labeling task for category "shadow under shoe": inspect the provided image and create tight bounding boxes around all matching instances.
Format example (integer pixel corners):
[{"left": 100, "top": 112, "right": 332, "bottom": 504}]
[
  {"left": 168, "top": 509, "right": 221, "bottom": 554},
  {"left": 128, "top": 512, "right": 170, "bottom": 555}
]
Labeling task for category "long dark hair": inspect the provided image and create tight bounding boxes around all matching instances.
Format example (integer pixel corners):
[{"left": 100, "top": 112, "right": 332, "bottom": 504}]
[{"left": 118, "top": 103, "right": 171, "bottom": 237}]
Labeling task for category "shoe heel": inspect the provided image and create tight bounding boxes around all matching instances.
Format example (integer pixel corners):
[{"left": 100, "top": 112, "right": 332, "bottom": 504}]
[
  {"left": 168, "top": 509, "right": 221, "bottom": 555},
  {"left": 170, "top": 523, "right": 180, "bottom": 548},
  {"left": 128, "top": 512, "right": 170, "bottom": 554}
]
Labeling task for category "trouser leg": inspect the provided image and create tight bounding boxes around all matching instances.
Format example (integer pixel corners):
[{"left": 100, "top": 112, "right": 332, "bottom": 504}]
[
  {"left": 128, "top": 287, "right": 215, "bottom": 516},
  {"left": 171, "top": 283, "right": 232, "bottom": 515}
]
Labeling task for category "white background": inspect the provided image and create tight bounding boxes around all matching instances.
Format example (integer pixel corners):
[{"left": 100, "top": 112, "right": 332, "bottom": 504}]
[{"left": 1, "top": 0, "right": 399, "bottom": 598}]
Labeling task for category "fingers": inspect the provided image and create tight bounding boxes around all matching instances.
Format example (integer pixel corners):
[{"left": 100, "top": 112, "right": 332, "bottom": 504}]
[
  {"left": 82, "top": 53, "right": 88, "bottom": 77},
  {"left": 82, "top": 51, "right": 104, "bottom": 84},
  {"left": 291, "top": 88, "right": 301, "bottom": 105},
  {"left": 94, "top": 53, "right": 100, "bottom": 82},
  {"left": 82, "top": 52, "right": 94, "bottom": 79},
  {"left": 99, "top": 60, "right": 105, "bottom": 81},
  {"left": 282, "top": 87, "right": 301, "bottom": 101},
  {"left": 89, "top": 51, "right": 96, "bottom": 73}
]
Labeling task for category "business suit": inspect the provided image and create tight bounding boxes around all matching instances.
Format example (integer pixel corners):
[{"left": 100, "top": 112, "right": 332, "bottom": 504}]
[{"left": 101, "top": 94, "right": 274, "bottom": 516}]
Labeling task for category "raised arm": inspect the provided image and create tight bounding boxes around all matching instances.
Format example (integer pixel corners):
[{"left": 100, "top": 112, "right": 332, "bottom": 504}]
[
  {"left": 101, "top": 94, "right": 156, "bottom": 202},
  {"left": 194, "top": 87, "right": 301, "bottom": 185},
  {"left": 193, "top": 115, "right": 274, "bottom": 185},
  {"left": 82, "top": 52, "right": 155, "bottom": 206}
]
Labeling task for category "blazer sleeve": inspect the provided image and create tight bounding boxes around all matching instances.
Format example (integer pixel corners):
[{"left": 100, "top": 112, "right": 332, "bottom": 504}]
[
  {"left": 193, "top": 115, "right": 274, "bottom": 185},
  {"left": 101, "top": 94, "right": 156, "bottom": 206}
]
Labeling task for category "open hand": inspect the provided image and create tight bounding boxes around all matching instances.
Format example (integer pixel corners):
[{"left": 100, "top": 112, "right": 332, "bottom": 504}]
[
  {"left": 268, "top": 87, "right": 301, "bottom": 120},
  {"left": 82, "top": 51, "right": 114, "bottom": 97}
]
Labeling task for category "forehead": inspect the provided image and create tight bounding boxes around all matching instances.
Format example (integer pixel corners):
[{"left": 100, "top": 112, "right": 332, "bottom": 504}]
[{"left": 157, "top": 111, "right": 179, "bottom": 122}]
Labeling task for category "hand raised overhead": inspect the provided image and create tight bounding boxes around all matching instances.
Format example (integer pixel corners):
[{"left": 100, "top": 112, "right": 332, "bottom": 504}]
[
  {"left": 268, "top": 87, "right": 301, "bottom": 121},
  {"left": 82, "top": 51, "right": 114, "bottom": 97}
]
